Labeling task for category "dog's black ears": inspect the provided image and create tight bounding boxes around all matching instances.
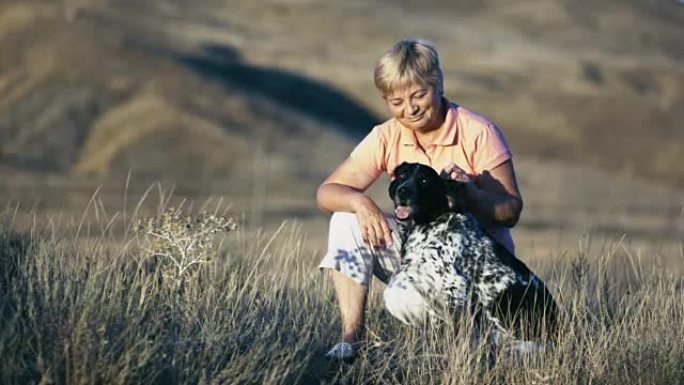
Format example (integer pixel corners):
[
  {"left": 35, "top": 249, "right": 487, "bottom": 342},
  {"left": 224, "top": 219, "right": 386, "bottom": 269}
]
[
  {"left": 392, "top": 162, "right": 412, "bottom": 177},
  {"left": 443, "top": 179, "right": 468, "bottom": 213},
  {"left": 389, "top": 162, "right": 412, "bottom": 199}
]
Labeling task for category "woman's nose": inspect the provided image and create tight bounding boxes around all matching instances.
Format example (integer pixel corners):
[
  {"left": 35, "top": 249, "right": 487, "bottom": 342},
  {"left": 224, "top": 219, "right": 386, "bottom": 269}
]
[{"left": 408, "top": 102, "right": 419, "bottom": 114}]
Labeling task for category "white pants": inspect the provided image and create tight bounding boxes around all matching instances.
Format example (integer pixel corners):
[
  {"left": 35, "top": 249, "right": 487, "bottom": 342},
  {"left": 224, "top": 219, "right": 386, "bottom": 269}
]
[{"left": 318, "top": 212, "right": 445, "bottom": 324}]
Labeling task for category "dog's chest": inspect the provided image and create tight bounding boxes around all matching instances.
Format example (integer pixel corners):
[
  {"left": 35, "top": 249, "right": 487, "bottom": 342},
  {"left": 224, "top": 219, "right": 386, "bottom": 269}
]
[
  {"left": 402, "top": 214, "right": 480, "bottom": 271},
  {"left": 401, "top": 213, "right": 519, "bottom": 304}
]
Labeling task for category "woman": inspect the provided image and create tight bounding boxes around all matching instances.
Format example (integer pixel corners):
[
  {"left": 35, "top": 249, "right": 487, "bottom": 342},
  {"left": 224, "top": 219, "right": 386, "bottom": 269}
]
[{"left": 316, "top": 38, "right": 523, "bottom": 360}]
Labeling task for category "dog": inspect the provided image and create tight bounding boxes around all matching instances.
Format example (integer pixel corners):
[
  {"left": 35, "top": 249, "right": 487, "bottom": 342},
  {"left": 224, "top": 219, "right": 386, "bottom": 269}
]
[{"left": 387, "top": 162, "right": 558, "bottom": 350}]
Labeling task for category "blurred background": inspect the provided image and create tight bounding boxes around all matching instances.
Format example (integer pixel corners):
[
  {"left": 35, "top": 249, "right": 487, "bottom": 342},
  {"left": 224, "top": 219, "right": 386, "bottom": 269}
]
[{"left": 0, "top": 0, "right": 682, "bottom": 261}]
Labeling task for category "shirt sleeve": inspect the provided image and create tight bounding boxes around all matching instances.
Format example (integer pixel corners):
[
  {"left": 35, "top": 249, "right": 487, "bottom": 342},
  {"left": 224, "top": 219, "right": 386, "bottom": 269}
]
[
  {"left": 471, "top": 123, "right": 512, "bottom": 174},
  {"left": 348, "top": 126, "right": 386, "bottom": 180}
]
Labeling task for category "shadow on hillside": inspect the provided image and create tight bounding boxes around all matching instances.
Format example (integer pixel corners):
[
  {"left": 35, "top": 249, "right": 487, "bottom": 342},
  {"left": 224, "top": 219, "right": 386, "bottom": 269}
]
[{"left": 172, "top": 44, "right": 380, "bottom": 139}]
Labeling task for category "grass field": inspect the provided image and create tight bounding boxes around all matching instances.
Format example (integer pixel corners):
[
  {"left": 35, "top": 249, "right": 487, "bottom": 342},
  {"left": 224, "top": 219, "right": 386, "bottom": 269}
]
[{"left": 1, "top": 189, "right": 682, "bottom": 385}]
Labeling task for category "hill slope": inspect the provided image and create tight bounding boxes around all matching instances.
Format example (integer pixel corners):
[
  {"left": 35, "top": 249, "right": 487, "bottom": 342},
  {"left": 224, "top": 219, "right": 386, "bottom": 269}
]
[
  {"left": 0, "top": 1, "right": 378, "bottom": 197},
  {"left": 2, "top": 0, "right": 684, "bottom": 187},
  {"left": 0, "top": 0, "right": 682, "bottom": 258}
]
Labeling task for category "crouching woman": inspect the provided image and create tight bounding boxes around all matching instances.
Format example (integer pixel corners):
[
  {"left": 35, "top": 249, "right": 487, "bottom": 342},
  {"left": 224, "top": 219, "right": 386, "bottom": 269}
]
[{"left": 316, "top": 38, "right": 523, "bottom": 360}]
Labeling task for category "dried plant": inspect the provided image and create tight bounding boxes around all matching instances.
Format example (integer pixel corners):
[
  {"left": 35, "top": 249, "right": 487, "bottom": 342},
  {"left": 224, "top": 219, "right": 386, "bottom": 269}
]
[{"left": 135, "top": 207, "right": 236, "bottom": 299}]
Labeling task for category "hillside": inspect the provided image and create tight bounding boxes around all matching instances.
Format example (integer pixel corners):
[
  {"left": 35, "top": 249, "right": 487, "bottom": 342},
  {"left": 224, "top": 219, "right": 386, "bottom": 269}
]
[
  {"left": 0, "top": 0, "right": 682, "bottom": 258},
  {"left": 0, "top": 1, "right": 377, "bottom": 197},
  {"left": 1, "top": 0, "right": 684, "bottom": 186}
]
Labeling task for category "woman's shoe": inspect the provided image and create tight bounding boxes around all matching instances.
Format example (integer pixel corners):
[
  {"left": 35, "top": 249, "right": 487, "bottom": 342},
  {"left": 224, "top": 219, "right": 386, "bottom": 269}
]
[{"left": 324, "top": 342, "right": 356, "bottom": 361}]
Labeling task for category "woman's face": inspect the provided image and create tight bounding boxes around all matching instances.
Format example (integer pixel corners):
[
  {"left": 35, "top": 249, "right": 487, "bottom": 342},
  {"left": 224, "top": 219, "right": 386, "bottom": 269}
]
[{"left": 384, "top": 83, "right": 443, "bottom": 133}]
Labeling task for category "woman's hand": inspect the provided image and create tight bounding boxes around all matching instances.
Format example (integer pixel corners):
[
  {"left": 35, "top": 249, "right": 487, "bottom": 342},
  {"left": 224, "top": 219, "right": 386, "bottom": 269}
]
[
  {"left": 350, "top": 195, "right": 393, "bottom": 249},
  {"left": 441, "top": 163, "right": 477, "bottom": 212},
  {"left": 440, "top": 161, "right": 523, "bottom": 228},
  {"left": 441, "top": 163, "right": 473, "bottom": 184},
  {"left": 316, "top": 156, "right": 392, "bottom": 249}
]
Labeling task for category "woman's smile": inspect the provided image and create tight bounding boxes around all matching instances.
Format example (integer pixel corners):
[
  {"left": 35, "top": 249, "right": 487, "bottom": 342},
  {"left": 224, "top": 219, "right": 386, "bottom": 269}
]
[{"left": 409, "top": 113, "right": 424, "bottom": 122}]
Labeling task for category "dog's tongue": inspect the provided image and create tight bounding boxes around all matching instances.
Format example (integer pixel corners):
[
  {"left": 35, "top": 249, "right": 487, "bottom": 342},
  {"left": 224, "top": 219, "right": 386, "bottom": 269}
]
[{"left": 395, "top": 206, "right": 411, "bottom": 220}]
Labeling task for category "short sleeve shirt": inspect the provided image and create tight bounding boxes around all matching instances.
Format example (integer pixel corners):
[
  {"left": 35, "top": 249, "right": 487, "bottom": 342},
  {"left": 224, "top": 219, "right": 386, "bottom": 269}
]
[{"left": 348, "top": 101, "right": 516, "bottom": 253}]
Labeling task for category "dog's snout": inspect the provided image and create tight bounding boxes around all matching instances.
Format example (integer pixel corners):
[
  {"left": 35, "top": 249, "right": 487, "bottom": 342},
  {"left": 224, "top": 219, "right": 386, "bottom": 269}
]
[{"left": 396, "top": 186, "right": 410, "bottom": 201}]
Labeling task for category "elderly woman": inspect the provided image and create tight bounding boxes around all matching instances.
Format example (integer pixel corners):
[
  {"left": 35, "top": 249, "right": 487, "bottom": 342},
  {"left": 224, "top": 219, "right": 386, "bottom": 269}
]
[{"left": 316, "top": 38, "right": 523, "bottom": 359}]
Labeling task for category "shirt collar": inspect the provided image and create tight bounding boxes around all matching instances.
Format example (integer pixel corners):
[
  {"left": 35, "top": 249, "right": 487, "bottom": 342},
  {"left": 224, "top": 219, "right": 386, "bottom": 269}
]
[{"left": 400, "top": 99, "right": 458, "bottom": 146}]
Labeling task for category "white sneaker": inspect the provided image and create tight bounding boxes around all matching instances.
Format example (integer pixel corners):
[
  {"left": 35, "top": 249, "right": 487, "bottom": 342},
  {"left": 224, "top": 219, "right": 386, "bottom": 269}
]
[{"left": 324, "top": 342, "right": 355, "bottom": 360}]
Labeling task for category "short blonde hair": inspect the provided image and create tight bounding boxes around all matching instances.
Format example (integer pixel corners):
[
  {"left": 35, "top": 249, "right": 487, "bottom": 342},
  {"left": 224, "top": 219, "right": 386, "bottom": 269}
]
[{"left": 374, "top": 38, "right": 444, "bottom": 97}]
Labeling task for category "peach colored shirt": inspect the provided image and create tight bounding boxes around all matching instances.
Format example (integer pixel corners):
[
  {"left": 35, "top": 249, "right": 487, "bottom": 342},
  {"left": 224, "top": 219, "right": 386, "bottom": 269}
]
[{"left": 349, "top": 101, "right": 516, "bottom": 254}]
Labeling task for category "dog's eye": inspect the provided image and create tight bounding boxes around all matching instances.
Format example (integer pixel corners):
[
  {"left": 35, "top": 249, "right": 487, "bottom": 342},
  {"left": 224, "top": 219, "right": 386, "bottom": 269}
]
[
  {"left": 396, "top": 173, "right": 407, "bottom": 180},
  {"left": 420, "top": 178, "right": 428, "bottom": 185}
]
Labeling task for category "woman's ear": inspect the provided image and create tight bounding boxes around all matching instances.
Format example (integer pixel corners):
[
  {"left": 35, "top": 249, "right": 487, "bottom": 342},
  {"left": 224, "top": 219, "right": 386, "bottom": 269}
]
[{"left": 443, "top": 179, "right": 467, "bottom": 213}]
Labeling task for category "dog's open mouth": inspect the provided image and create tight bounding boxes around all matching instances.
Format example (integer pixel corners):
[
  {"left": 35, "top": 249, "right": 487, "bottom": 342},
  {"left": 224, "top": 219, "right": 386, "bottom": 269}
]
[{"left": 394, "top": 205, "right": 412, "bottom": 221}]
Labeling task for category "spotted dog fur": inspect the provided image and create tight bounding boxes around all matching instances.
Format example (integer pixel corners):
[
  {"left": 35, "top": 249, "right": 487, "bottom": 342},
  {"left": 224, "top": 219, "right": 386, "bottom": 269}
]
[{"left": 388, "top": 162, "right": 557, "bottom": 347}]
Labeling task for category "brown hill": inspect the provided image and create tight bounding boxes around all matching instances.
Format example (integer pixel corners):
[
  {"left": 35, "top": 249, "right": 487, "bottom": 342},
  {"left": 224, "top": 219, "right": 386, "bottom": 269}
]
[
  {"left": 1, "top": 0, "right": 683, "bottom": 188},
  {"left": 0, "top": 0, "right": 682, "bottom": 259},
  {"left": 0, "top": 1, "right": 378, "bottom": 197}
]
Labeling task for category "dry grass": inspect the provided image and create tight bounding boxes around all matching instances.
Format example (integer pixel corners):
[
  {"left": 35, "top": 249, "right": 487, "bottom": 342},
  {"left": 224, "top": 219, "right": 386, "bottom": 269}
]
[{"left": 0, "top": 189, "right": 682, "bottom": 385}]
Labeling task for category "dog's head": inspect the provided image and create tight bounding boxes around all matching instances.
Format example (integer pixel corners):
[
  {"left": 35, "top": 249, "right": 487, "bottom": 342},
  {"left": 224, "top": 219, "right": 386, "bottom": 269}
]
[{"left": 389, "top": 162, "right": 468, "bottom": 226}]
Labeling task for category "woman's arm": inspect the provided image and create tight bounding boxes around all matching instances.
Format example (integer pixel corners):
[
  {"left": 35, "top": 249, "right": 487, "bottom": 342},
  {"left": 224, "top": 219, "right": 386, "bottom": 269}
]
[
  {"left": 316, "top": 157, "right": 374, "bottom": 213},
  {"left": 444, "top": 160, "right": 523, "bottom": 228},
  {"left": 317, "top": 157, "right": 393, "bottom": 248}
]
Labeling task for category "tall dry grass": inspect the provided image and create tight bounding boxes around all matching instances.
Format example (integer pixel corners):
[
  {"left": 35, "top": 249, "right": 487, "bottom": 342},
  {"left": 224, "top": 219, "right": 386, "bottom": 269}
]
[{"left": 0, "top": 189, "right": 682, "bottom": 384}]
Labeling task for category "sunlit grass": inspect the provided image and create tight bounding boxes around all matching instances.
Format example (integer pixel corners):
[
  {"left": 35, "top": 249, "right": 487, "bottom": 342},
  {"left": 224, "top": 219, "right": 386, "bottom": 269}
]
[{"left": 0, "top": 189, "right": 682, "bottom": 384}]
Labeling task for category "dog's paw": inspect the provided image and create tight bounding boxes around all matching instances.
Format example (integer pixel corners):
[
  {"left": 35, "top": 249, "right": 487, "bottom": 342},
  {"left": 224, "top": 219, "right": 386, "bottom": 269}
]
[{"left": 501, "top": 340, "right": 546, "bottom": 363}]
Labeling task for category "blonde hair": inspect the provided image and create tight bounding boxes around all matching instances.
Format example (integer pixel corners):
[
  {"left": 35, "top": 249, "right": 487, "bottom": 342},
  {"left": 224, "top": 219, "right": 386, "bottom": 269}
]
[{"left": 374, "top": 38, "right": 444, "bottom": 96}]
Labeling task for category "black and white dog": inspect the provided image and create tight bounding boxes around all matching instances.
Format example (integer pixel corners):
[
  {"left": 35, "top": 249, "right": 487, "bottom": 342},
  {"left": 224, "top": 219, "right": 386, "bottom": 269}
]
[{"left": 387, "top": 162, "right": 557, "bottom": 350}]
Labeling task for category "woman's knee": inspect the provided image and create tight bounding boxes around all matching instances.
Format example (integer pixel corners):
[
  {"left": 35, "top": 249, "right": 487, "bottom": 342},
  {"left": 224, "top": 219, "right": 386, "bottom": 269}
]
[
  {"left": 323, "top": 212, "right": 400, "bottom": 286},
  {"left": 329, "top": 212, "right": 359, "bottom": 232},
  {"left": 321, "top": 212, "right": 370, "bottom": 284}
]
